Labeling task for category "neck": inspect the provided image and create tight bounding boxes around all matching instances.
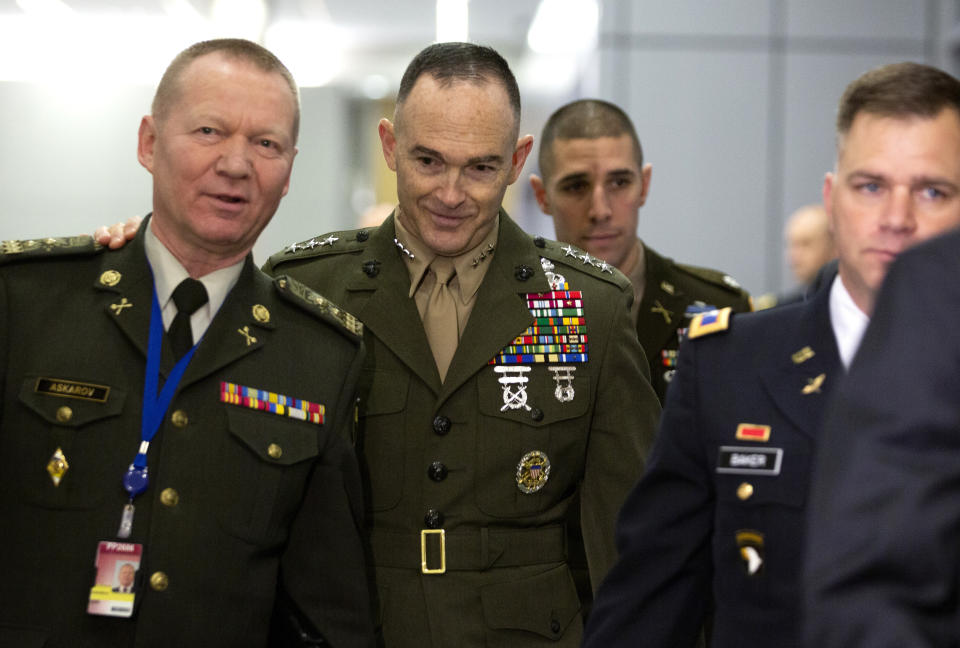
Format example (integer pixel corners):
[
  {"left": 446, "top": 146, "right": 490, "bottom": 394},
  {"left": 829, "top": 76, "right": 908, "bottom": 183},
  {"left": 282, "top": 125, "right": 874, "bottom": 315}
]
[
  {"left": 618, "top": 238, "right": 643, "bottom": 276},
  {"left": 150, "top": 218, "right": 247, "bottom": 279}
]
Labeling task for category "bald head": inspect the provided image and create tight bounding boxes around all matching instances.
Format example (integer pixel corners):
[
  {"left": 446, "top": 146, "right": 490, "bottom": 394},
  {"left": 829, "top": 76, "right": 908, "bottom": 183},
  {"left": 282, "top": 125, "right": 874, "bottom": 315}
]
[{"left": 786, "top": 205, "right": 835, "bottom": 285}]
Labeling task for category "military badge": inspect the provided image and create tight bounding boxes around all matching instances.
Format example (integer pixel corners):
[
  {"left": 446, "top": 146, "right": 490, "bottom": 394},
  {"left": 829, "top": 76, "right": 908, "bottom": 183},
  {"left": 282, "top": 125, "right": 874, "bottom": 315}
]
[
  {"left": 46, "top": 447, "right": 69, "bottom": 486},
  {"left": 548, "top": 365, "right": 576, "bottom": 402},
  {"left": 736, "top": 530, "right": 764, "bottom": 575},
  {"left": 735, "top": 423, "right": 771, "bottom": 442},
  {"left": 687, "top": 307, "right": 732, "bottom": 339},
  {"left": 489, "top": 290, "right": 589, "bottom": 365},
  {"left": 494, "top": 366, "right": 532, "bottom": 411},
  {"left": 220, "top": 382, "right": 325, "bottom": 424},
  {"left": 516, "top": 450, "right": 551, "bottom": 494},
  {"left": 661, "top": 350, "right": 678, "bottom": 368},
  {"left": 802, "top": 373, "right": 826, "bottom": 395},
  {"left": 791, "top": 346, "right": 815, "bottom": 364}
]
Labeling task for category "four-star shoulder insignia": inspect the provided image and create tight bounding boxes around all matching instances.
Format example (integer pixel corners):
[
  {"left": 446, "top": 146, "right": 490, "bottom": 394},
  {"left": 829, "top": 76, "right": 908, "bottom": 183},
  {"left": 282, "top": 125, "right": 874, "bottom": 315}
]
[
  {"left": 687, "top": 307, "right": 733, "bottom": 339},
  {"left": 273, "top": 274, "right": 363, "bottom": 340},
  {"left": 1, "top": 235, "right": 102, "bottom": 264},
  {"left": 536, "top": 237, "right": 627, "bottom": 290}
]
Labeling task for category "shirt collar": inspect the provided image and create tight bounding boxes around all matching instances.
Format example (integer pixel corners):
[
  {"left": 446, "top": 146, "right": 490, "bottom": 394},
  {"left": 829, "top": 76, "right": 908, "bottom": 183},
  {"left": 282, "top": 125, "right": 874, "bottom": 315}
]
[
  {"left": 395, "top": 209, "right": 500, "bottom": 303},
  {"left": 828, "top": 273, "right": 870, "bottom": 370},
  {"left": 143, "top": 222, "right": 244, "bottom": 319}
]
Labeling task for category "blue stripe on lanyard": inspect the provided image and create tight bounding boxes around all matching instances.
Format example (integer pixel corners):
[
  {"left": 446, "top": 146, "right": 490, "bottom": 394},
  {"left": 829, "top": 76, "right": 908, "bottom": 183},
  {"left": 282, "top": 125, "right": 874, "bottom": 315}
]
[{"left": 132, "top": 288, "right": 199, "bottom": 476}]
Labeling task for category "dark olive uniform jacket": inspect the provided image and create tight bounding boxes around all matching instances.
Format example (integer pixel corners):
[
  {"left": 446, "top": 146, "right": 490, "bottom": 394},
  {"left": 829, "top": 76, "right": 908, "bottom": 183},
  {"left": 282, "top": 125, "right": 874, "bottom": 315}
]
[
  {"left": 0, "top": 224, "right": 374, "bottom": 648},
  {"left": 263, "top": 212, "right": 660, "bottom": 648},
  {"left": 636, "top": 243, "right": 752, "bottom": 402},
  {"left": 583, "top": 268, "right": 841, "bottom": 648}
]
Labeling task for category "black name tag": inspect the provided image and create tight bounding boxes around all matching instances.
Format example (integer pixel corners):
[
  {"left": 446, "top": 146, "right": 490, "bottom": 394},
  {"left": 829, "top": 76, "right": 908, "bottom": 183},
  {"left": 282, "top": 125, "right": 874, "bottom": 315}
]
[
  {"left": 35, "top": 377, "right": 110, "bottom": 402},
  {"left": 717, "top": 446, "right": 782, "bottom": 475}
]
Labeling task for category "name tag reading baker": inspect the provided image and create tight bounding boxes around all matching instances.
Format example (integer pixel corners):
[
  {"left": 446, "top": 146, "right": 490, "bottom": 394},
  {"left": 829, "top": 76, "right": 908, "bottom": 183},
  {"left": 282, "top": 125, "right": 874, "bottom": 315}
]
[{"left": 716, "top": 446, "right": 783, "bottom": 476}]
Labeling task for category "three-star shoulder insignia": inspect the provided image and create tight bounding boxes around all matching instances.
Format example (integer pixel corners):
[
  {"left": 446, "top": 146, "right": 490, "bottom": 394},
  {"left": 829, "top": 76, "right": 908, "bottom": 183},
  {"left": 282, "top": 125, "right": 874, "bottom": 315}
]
[
  {"left": 687, "top": 307, "right": 733, "bottom": 339},
  {"left": 1, "top": 235, "right": 102, "bottom": 264},
  {"left": 273, "top": 274, "right": 363, "bottom": 341}
]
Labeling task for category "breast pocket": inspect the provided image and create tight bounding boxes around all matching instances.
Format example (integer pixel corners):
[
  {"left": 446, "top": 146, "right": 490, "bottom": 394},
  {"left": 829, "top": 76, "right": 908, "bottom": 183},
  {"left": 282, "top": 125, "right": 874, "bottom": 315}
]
[
  {"left": 211, "top": 406, "right": 321, "bottom": 545},
  {"left": 356, "top": 369, "right": 410, "bottom": 512},
  {"left": 475, "top": 365, "right": 591, "bottom": 518},
  {"left": 16, "top": 375, "right": 127, "bottom": 509}
]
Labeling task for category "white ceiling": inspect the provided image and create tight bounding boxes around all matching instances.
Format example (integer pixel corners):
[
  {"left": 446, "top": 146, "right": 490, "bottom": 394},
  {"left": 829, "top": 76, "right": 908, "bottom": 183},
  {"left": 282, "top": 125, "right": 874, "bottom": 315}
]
[{"left": 0, "top": 0, "right": 544, "bottom": 93}]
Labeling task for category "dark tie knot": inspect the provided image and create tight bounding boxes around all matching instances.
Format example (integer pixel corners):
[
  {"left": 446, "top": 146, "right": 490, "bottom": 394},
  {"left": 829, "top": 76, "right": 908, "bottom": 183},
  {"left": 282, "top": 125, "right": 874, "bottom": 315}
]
[{"left": 172, "top": 278, "right": 208, "bottom": 316}]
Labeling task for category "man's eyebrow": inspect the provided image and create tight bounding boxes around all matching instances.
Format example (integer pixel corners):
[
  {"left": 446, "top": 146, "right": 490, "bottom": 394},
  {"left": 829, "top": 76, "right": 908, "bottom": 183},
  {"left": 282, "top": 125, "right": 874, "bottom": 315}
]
[
  {"left": 557, "top": 172, "right": 590, "bottom": 185},
  {"left": 409, "top": 145, "right": 504, "bottom": 167}
]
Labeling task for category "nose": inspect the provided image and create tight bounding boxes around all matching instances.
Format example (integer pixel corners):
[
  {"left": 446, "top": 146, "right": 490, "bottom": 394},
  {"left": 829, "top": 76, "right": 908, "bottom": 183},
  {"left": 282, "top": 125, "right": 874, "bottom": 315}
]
[
  {"left": 880, "top": 186, "right": 916, "bottom": 233},
  {"left": 215, "top": 136, "right": 252, "bottom": 178},
  {"left": 588, "top": 185, "right": 612, "bottom": 222},
  {"left": 435, "top": 169, "right": 466, "bottom": 208}
]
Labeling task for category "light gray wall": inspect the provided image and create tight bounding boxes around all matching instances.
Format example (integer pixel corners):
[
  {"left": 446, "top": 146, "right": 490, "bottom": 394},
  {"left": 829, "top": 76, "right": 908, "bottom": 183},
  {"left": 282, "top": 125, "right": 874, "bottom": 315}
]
[
  {"left": 583, "top": 0, "right": 953, "bottom": 295},
  {"left": 0, "top": 83, "right": 351, "bottom": 266}
]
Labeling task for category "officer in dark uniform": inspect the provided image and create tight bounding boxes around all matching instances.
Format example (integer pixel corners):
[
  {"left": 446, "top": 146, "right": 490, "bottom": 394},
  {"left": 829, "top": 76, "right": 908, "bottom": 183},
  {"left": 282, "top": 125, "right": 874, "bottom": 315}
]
[
  {"left": 0, "top": 39, "right": 374, "bottom": 647},
  {"left": 264, "top": 43, "right": 661, "bottom": 648},
  {"left": 804, "top": 229, "right": 960, "bottom": 646},
  {"left": 581, "top": 62, "right": 960, "bottom": 648},
  {"left": 530, "top": 99, "right": 751, "bottom": 402}
]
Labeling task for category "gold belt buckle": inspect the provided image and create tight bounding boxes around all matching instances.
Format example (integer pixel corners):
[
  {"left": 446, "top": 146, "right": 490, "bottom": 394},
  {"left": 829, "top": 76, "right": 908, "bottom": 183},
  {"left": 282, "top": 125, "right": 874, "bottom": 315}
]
[{"left": 420, "top": 529, "right": 446, "bottom": 574}]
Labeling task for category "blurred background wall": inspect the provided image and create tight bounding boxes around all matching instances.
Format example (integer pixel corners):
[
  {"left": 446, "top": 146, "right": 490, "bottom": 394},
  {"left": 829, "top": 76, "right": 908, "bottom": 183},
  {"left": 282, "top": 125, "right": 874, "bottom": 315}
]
[{"left": 1, "top": 0, "right": 956, "bottom": 295}]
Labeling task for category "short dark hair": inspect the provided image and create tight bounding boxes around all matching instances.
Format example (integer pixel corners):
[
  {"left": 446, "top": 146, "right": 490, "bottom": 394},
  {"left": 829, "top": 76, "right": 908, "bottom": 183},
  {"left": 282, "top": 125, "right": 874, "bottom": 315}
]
[
  {"left": 153, "top": 38, "right": 301, "bottom": 142},
  {"left": 538, "top": 99, "right": 643, "bottom": 181},
  {"left": 836, "top": 61, "right": 960, "bottom": 148},
  {"left": 396, "top": 42, "right": 521, "bottom": 137}
]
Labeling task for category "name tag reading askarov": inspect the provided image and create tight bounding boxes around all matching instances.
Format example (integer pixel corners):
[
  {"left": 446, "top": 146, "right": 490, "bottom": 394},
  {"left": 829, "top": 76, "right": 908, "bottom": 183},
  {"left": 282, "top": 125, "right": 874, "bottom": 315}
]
[{"left": 35, "top": 377, "right": 110, "bottom": 402}]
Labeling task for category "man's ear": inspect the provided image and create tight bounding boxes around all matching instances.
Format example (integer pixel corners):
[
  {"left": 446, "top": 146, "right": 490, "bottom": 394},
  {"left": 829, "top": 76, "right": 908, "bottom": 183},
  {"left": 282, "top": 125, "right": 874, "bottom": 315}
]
[
  {"left": 530, "top": 174, "right": 551, "bottom": 214},
  {"left": 507, "top": 134, "right": 535, "bottom": 184},
  {"left": 822, "top": 172, "right": 836, "bottom": 233},
  {"left": 137, "top": 116, "right": 157, "bottom": 173},
  {"left": 379, "top": 118, "right": 398, "bottom": 172},
  {"left": 638, "top": 163, "right": 653, "bottom": 207}
]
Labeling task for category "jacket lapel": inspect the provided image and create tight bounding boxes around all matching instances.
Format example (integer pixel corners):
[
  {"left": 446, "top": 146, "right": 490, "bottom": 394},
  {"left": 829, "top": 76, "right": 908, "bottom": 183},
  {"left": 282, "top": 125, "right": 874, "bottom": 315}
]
[
  {"left": 179, "top": 259, "right": 275, "bottom": 390},
  {"left": 636, "top": 248, "right": 688, "bottom": 358},
  {"left": 94, "top": 222, "right": 155, "bottom": 361},
  {"left": 344, "top": 216, "right": 442, "bottom": 392},
  {"left": 758, "top": 281, "right": 842, "bottom": 438},
  {"left": 438, "top": 215, "right": 543, "bottom": 404}
]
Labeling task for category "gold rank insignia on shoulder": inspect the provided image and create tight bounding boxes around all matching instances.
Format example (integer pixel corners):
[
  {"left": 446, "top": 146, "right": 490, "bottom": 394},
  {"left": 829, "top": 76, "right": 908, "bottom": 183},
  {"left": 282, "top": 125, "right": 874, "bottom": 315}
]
[
  {"left": 516, "top": 450, "right": 551, "bottom": 494},
  {"left": 687, "top": 307, "right": 732, "bottom": 339}
]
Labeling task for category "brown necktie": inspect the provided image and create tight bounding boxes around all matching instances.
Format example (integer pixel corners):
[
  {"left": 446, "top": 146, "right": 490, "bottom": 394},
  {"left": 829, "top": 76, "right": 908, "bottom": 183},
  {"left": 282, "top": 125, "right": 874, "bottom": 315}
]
[{"left": 423, "top": 258, "right": 458, "bottom": 381}]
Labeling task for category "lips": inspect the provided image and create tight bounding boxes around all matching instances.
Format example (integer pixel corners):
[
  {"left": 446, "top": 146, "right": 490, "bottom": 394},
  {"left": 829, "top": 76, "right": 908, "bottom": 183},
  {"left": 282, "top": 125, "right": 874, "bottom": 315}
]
[{"left": 205, "top": 192, "right": 249, "bottom": 209}]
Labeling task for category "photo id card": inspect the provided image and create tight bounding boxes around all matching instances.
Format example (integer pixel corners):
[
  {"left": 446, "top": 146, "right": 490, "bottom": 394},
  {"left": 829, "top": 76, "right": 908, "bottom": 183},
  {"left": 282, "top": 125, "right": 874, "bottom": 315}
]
[{"left": 87, "top": 540, "right": 142, "bottom": 618}]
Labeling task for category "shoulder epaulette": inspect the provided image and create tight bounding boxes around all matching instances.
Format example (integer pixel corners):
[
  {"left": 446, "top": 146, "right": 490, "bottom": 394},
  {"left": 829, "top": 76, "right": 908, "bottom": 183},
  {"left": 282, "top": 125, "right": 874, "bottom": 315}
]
[
  {"left": 687, "top": 306, "right": 733, "bottom": 339},
  {"left": 676, "top": 262, "right": 746, "bottom": 296},
  {"left": 266, "top": 229, "right": 373, "bottom": 271},
  {"left": 0, "top": 235, "right": 103, "bottom": 264},
  {"left": 273, "top": 274, "right": 363, "bottom": 341},
  {"left": 534, "top": 236, "right": 631, "bottom": 291}
]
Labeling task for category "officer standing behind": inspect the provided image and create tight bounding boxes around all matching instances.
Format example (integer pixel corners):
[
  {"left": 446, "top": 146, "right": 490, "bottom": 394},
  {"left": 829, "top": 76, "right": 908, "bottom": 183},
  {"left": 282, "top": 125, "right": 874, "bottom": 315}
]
[
  {"left": 530, "top": 99, "right": 751, "bottom": 402},
  {"left": 264, "top": 42, "right": 660, "bottom": 647},
  {"left": 804, "top": 226, "right": 960, "bottom": 647},
  {"left": 0, "top": 39, "right": 373, "bottom": 647},
  {"left": 581, "top": 61, "right": 960, "bottom": 648}
]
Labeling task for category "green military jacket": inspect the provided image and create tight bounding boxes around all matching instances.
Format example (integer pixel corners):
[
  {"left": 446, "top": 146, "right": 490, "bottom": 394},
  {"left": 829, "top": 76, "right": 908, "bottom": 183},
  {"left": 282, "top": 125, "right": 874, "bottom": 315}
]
[
  {"left": 637, "top": 243, "right": 752, "bottom": 401},
  {"left": 264, "top": 211, "right": 660, "bottom": 647},
  {"left": 0, "top": 225, "right": 374, "bottom": 647}
]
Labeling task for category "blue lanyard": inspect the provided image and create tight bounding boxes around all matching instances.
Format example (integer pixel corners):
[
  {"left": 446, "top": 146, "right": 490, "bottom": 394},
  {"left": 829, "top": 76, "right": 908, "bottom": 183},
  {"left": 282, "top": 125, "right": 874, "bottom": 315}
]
[{"left": 121, "top": 287, "right": 199, "bottom": 501}]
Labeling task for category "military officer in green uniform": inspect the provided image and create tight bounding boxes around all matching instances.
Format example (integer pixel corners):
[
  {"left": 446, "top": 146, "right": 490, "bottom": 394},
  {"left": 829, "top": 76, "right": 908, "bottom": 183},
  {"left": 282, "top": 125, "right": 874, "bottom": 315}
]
[
  {"left": 264, "top": 43, "right": 660, "bottom": 647},
  {"left": 0, "top": 39, "right": 374, "bottom": 647},
  {"left": 530, "top": 99, "right": 751, "bottom": 402}
]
